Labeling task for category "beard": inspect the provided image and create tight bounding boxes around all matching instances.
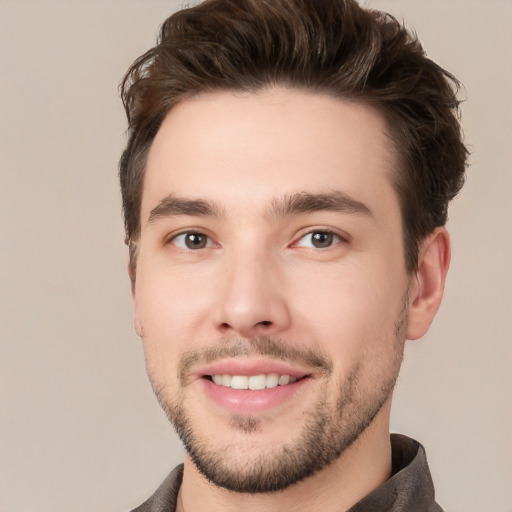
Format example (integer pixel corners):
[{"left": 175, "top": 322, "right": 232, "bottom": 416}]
[{"left": 147, "top": 296, "right": 408, "bottom": 494}]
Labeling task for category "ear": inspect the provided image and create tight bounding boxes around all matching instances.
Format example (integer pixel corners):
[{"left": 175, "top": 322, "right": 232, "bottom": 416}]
[
  {"left": 127, "top": 259, "right": 143, "bottom": 338},
  {"left": 407, "top": 227, "right": 451, "bottom": 340}
]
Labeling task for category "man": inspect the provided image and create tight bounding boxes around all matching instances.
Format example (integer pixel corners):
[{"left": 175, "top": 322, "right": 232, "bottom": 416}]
[{"left": 119, "top": 0, "right": 467, "bottom": 510}]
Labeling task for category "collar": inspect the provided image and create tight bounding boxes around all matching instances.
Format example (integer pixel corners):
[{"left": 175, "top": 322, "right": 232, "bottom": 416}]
[
  {"left": 130, "top": 434, "right": 443, "bottom": 512},
  {"left": 347, "top": 434, "right": 444, "bottom": 512}
]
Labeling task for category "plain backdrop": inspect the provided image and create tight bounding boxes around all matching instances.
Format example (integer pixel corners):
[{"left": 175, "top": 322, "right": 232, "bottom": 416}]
[{"left": 0, "top": 1, "right": 511, "bottom": 511}]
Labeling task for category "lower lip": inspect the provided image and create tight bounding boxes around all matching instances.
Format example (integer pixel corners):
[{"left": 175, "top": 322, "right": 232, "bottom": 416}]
[{"left": 200, "top": 377, "right": 310, "bottom": 414}]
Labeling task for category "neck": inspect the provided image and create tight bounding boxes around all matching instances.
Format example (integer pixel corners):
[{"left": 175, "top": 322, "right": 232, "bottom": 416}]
[{"left": 178, "top": 405, "right": 392, "bottom": 512}]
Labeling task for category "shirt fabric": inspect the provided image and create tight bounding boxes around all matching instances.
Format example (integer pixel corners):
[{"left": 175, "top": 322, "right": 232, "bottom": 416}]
[{"left": 130, "top": 433, "right": 444, "bottom": 512}]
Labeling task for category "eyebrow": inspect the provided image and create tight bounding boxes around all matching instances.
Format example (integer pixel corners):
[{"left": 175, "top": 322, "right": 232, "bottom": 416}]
[
  {"left": 147, "top": 191, "right": 372, "bottom": 225},
  {"left": 148, "top": 194, "right": 224, "bottom": 224},
  {"left": 268, "top": 191, "right": 372, "bottom": 219}
]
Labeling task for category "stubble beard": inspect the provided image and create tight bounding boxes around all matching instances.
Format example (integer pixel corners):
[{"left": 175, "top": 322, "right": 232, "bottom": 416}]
[{"left": 147, "top": 298, "right": 408, "bottom": 494}]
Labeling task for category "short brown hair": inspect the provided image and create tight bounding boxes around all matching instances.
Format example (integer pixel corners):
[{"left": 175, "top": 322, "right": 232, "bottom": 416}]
[{"left": 120, "top": 0, "right": 468, "bottom": 272}]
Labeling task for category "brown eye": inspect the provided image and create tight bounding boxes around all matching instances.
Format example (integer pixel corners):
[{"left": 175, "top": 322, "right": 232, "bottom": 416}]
[
  {"left": 185, "top": 233, "right": 207, "bottom": 249},
  {"left": 311, "top": 231, "right": 334, "bottom": 248},
  {"left": 172, "top": 232, "right": 211, "bottom": 250},
  {"left": 295, "top": 230, "right": 341, "bottom": 249}
]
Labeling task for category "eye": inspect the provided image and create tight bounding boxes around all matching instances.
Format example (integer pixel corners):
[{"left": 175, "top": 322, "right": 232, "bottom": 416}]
[
  {"left": 294, "top": 230, "right": 343, "bottom": 249},
  {"left": 171, "top": 232, "right": 213, "bottom": 250}
]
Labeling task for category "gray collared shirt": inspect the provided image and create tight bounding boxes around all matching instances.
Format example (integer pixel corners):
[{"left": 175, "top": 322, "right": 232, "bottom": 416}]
[{"left": 131, "top": 434, "right": 444, "bottom": 512}]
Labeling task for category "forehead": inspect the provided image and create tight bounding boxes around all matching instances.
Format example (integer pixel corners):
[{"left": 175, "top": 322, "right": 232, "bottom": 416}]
[{"left": 142, "top": 87, "right": 398, "bottom": 220}]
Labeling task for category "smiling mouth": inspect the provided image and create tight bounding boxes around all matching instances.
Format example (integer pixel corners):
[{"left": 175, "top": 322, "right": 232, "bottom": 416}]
[{"left": 206, "top": 373, "right": 303, "bottom": 390}]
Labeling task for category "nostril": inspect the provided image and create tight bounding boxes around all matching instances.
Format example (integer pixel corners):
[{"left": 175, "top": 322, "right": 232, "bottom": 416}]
[{"left": 217, "top": 319, "right": 275, "bottom": 336}]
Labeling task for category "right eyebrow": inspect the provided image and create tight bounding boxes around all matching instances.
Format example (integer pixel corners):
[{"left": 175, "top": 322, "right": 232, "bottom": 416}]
[
  {"left": 147, "top": 194, "right": 224, "bottom": 225},
  {"left": 268, "top": 191, "right": 373, "bottom": 220}
]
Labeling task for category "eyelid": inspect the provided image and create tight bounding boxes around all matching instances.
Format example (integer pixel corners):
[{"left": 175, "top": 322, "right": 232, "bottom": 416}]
[
  {"left": 165, "top": 229, "right": 218, "bottom": 250},
  {"left": 162, "top": 226, "right": 349, "bottom": 250},
  {"left": 292, "top": 228, "right": 350, "bottom": 248}
]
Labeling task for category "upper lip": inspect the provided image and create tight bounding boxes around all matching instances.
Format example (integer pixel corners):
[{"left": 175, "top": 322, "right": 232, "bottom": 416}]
[{"left": 193, "top": 358, "right": 312, "bottom": 380}]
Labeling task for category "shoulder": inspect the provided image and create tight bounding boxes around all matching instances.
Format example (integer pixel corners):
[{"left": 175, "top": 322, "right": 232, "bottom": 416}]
[{"left": 130, "top": 464, "right": 184, "bottom": 512}]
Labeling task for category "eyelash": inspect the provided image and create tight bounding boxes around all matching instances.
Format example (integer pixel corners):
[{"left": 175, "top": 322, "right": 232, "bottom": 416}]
[
  {"left": 293, "top": 229, "right": 348, "bottom": 249},
  {"left": 167, "top": 228, "right": 348, "bottom": 251},
  {"left": 169, "top": 231, "right": 215, "bottom": 250}
]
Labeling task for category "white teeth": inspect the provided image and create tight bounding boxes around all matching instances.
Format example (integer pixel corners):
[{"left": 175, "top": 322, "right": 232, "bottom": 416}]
[
  {"left": 230, "top": 375, "right": 249, "bottom": 389},
  {"left": 248, "top": 374, "right": 266, "bottom": 390},
  {"left": 266, "top": 373, "right": 279, "bottom": 389},
  {"left": 278, "top": 375, "right": 290, "bottom": 386},
  {"left": 211, "top": 373, "right": 298, "bottom": 389}
]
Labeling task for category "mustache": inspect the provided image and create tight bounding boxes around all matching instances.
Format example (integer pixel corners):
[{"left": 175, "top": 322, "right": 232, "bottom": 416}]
[{"left": 179, "top": 336, "right": 333, "bottom": 384}]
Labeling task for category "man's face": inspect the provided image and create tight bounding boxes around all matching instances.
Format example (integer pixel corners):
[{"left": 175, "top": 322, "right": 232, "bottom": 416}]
[{"left": 132, "top": 88, "right": 413, "bottom": 492}]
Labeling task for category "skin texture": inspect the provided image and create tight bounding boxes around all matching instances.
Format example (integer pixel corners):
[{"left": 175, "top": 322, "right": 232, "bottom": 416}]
[{"left": 131, "top": 88, "right": 450, "bottom": 512}]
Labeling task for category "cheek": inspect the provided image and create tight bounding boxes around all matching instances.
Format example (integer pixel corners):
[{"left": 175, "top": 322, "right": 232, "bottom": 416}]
[
  {"left": 290, "top": 260, "right": 407, "bottom": 360},
  {"left": 135, "top": 261, "right": 213, "bottom": 338}
]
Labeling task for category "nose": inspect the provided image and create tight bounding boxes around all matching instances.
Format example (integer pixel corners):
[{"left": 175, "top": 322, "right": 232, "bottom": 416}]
[{"left": 213, "top": 247, "right": 291, "bottom": 338}]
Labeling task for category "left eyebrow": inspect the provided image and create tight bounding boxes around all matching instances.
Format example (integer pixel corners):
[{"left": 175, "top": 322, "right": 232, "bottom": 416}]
[
  {"left": 268, "top": 191, "right": 373, "bottom": 219},
  {"left": 147, "top": 194, "right": 224, "bottom": 224}
]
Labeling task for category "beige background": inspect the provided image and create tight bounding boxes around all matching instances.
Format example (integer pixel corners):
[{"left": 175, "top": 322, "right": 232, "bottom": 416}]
[{"left": 0, "top": 1, "right": 510, "bottom": 511}]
